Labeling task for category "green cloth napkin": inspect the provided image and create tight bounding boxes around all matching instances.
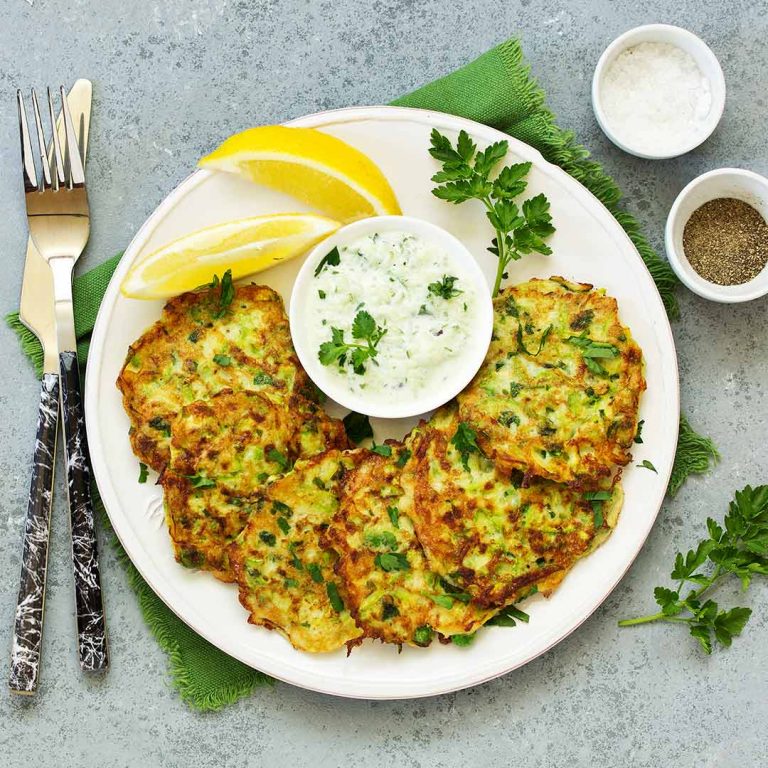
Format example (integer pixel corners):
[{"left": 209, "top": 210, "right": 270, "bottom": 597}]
[{"left": 6, "top": 37, "right": 718, "bottom": 710}]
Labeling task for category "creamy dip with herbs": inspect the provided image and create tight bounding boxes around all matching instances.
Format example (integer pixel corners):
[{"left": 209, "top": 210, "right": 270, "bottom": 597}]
[{"left": 307, "top": 231, "right": 482, "bottom": 406}]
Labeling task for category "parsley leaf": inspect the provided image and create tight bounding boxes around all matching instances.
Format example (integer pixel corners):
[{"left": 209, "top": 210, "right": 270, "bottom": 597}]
[
  {"left": 619, "top": 484, "right": 768, "bottom": 652},
  {"left": 429, "top": 129, "right": 554, "bottom": 297},
  {"left": 450, "top": 422, "right": 482, "bottom": 471},
  {"left": 374, "top": 552, "right": 410, "bottom": 572},
  {"left": 318, "top": 310, "right": 387, "bottom": 375},
  {"left": 637, "top": 459, "right": 658, "bottom": 473},
  {"left": 395, "top": 449, "right": 411, "bottom": 468},
  {"left": 314, "top": 246, "right": 341, "bottom": 277},
  {"left": 427, "top": 275, "right": 463, "bottom": 300},
  {"left": 634, "top": 419, "right": 645, "bottom": 444},
  {"left": 138, "top": 462, "right": 149, "bottom": 484},
  {"left": 343, "top": 411, "right": 373, "bottom": 444}
]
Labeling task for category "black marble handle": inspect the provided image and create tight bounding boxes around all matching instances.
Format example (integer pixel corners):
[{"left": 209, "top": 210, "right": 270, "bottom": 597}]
[
  {"left": 59, "top": 351, "right": 109, "bottom": 673},
  {"left": 9, "top": 373, "right": 59, "bottom": 694}
]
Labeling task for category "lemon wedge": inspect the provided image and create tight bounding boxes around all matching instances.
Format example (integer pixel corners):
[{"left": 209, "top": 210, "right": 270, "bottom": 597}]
[
  {"left": 198, "top": 126, "right": 401, "bottom": 222},
  {"left": 121, "top": 213, "right": 340, "bottom": 299}
]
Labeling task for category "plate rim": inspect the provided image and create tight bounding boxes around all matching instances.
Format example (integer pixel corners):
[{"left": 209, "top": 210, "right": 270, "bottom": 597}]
[{"left": 85, "top": 104, "right": 680, "bottom": 699}]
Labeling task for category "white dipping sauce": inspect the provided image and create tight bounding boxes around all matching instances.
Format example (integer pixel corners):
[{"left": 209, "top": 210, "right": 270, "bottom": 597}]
[
  {"left": 306, "top": 230, "right": 482, "bottom": 406},
  {"left": 600, "top": 41, "right": 712, "bottom": 154}
]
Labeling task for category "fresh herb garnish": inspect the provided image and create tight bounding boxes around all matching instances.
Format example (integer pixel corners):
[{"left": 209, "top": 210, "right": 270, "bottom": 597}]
[
  {"left": 277, "top": 516, "right": 291, "bottom": 535},
  {"left": 326, "top": 582, "right": 345, "bottom": 613},
  {"left": 583, "top": 490, "right": 611, "bottom": 528},
  {"left": 451, "top": 422, "right": 481, "bottom": 471},
  {"left": 318, "top": 290, "right": 326, "bottom": 299},
  {"left": 381, "top": 600, "right": 400, "bottom": 620},
  {"left": 318, "top": 310, "right": 387, "bottom": 375},
  {"left": 314, "top": 246, "right": 341, "bottom": 277},
  {"left": 212, "top": 353, "right": 231, "bottom": 367},
  {"left": 567, "top": 334, "right": 619, "bottom": 376},
  {"left": 429, "top": 129, "right": 555, "bottom": 296},
  {"left": 634, "top": 419, "right": 645, "bottom": 444},
  {"left": 149, "top": 416, "right": 171, "bottom": 437},
  {"left": 266, "top": 448, "right": 290, "bottom": 472},
  {"left": 343, "top": 411, "right": 373, "bottom": 444},
  {"left": 395, "top": 449, "right": 411, "bottom": 469},
  {"left": 307, "top": 563, "right": 324, "bottom": 584},
  {"left": 364, "top": 530, "right": 398, "bottom": 550},
  {"left": 138, "top": 462, "right": 149, "bottom": 484},
  {"left": 619, "top": 485, "right": 768, "bottom": 653},
  {"left": 637, "top": 459, "right": 658, "bottom": 473},
  {"left": 371, "top": 442, "right": 392, "bottom": 457},
  {"left": 374, "top": 552, "right": 410, "bottom": 572},
  {"left": 517, "top": 323, "right": 552, "bottom": 356},
  {"left": 206, "top": 269, "right": 235, "bottom": 318},
  {"left": 427, "top": 274, "right": 463, "bottom": 300},
  {"left": 185, "top": 473, "right": 216, "bottom": 489},
  {"left": 487, "top": 604, "right": 530, "bottom": 627}
]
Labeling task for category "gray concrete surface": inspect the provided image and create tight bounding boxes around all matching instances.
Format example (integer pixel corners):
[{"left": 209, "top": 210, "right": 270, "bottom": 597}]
[{"left": 1, "top": 1, "right": 767, "bottom": 766}]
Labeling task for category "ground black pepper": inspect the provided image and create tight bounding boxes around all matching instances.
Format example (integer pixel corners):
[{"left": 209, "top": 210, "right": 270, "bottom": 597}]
[{"left": 682, "top": 197, "right": 768, "bottom": 285}]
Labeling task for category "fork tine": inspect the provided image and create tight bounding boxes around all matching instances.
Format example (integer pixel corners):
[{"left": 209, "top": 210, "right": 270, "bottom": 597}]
[
  {"left": 30, "top": 90, "right": 53, "bottom": 190},
  {"left": 60, "top": 86, "right": 84, "bottom": 188},
  {"left": 16, "top": 90, "right": 38, "bottom": 193},
  {"left": 47, "top": 87, "right": 66, "bottom": 189}
]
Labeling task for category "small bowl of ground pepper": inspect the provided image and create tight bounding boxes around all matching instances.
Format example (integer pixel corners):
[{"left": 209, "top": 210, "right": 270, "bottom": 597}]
[{"left": 665, "top": 168, "right": 768, "bottom": 302}]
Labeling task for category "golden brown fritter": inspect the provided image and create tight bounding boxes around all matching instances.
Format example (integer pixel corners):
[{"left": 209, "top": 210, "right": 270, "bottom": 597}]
[
  {"left": 162, "top": 389, "right": 348, "bottom": 582},
  {"left": 457, "top": 277, "right": 645, "bottom": 486},
  {"left": 229, "top": 450, "right": 364, "bottom": 653},
  {"left": 403, "top": 405, "right": 623, "bottom": 608},
  {"left": 325, "top": 446, "right": 495, "bottom": 647},
  {"left": 117, "top": 282, "right": 316, "bottom": 472}
]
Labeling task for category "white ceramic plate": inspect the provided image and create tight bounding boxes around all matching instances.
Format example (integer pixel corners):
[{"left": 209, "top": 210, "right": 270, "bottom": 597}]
[{"left": 85, "top": 106, "right": 679, "bottom": 699}]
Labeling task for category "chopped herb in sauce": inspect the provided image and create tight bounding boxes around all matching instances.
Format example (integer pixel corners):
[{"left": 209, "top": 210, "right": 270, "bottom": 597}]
[
  {"left": 427, "top": 274, "right": 463, "bottom": 300},
  {"left": 314, "top": 246, "right": 341, "bottom": 277}
]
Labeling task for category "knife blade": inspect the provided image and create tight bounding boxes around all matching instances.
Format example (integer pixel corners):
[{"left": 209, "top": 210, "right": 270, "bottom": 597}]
[{"left": 9, "top": 80, "right": 93, "bottom": 695}]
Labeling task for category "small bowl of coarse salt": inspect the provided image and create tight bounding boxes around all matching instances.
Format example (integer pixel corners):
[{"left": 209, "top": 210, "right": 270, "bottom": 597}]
[{"left": 592, "top": 24, "right": 726, "bottom": 159}]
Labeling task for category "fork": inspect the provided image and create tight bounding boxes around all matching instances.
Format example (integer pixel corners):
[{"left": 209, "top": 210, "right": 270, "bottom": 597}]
[{"left": 16, "top": 87, "right": 108, "bottom": 673}]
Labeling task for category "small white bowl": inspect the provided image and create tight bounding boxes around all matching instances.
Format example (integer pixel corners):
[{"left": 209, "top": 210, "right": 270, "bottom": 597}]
[
  {"left": 665, "top": 168, "right": 768, "bottom": 303},
  {"left": 592, "top": 24, "right": 726, "bottom": 159},
  {"left": 289, "top": 215, "right": 493, "bottom": 419}
]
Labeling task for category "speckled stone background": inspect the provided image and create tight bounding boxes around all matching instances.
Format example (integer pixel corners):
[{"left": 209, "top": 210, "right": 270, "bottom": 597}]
[{"left": 1, "top": 1, "right": 767, "bottom": 766}]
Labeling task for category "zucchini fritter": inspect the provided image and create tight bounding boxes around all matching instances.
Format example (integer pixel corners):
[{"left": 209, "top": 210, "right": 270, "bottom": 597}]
[
  {"left": 326, "top": 447, "right": 495, "bottom": 647},
  {"left": 457, "top": 277, "right": 645, "bottom": 486},
  {"left": 229, "top": 450, "right": 364, "bottom": 653},
  {"left": 404, "top": 405, "right": 623, "bottom": 608},
  {"left": 117, "top": 283, "right": 315, "bottom": 472},
  {"left": 162, "top": 390, "right": 348, "bottom": 582}
]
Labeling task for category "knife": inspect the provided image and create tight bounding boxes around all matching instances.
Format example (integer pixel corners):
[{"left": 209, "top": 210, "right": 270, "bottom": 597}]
[{"left": 9, "top": 80, "right": 92, "bottom": 695}]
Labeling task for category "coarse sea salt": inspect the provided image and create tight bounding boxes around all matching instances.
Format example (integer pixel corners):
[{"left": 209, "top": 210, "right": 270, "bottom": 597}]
[{"left": 600, "top": 41, "right": 712, "bottom": 154}]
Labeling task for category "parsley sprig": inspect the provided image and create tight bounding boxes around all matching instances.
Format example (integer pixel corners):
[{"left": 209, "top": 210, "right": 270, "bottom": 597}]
[
  {"left": 318, "top": 310, "right": 387, "bottom": 375},
  {"left": 619, "top": 485, "right": 768, "bottom": 653},
  {"left": 427, "top": 275, "right": 463, "bottom": 300},
  {"left": 429, "top": 129, "right": 555, "bottom": 296}
]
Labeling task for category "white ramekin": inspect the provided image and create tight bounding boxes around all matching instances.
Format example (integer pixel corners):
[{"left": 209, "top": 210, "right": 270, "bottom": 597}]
[
  {"left": 592, "top": 24, "right": 726, "bottom": 160},
  {"left": 665, "top": 168, "right": 768, "bottom": 302},
  {"left": 289, "top": 215, "right": 493, "bottom": 419}
]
